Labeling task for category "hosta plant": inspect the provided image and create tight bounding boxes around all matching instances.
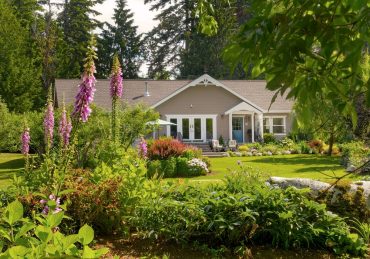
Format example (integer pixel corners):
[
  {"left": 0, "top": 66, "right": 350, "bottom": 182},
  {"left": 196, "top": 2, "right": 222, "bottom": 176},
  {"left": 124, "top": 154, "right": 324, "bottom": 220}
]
[{"left": 0, "top": 200, "right": 108, "bottom": 258}]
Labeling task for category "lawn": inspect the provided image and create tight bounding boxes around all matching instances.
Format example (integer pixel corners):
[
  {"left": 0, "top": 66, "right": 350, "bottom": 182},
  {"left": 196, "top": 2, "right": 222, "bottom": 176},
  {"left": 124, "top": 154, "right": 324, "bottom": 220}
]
[
  {"left": 0, "top": 153, "right": 24, "bottom": 189},
  {"left": 0, "top": 153, "right": 358, "bottom": 188},
  {"left": 191, "top": 154, "right": 359, "bottom": 183}
]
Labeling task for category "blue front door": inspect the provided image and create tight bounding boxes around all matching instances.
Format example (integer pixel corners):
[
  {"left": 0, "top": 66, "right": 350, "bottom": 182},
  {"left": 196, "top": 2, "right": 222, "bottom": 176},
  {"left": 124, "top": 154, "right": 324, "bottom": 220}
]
[{"left": 232, "top": 117, "right": 244, "bottom": 143}]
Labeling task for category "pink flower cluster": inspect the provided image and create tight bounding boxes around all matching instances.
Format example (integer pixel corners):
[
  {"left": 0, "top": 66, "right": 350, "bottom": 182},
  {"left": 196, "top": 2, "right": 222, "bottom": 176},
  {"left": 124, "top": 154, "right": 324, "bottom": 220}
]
[
  {"left": 110, "top": 66, "right": 123, "bottom": 99},
  {"left": 59, "top": 108, "right": 72, "bottom": 147},
  {"left": 44, "top": 101, "right": 54, "bottom": 145},
  {"left": 138, "top": 138, "right": 148, "bottom": 158},
  {"left": 73, "top": 71, "right": 96, "bottom": 122},
  {"left": 21, "top": 128, "right": 31, "bottom": 155},
  {"left": 40, "top": 194, "right": 62, "bottom": 215}
]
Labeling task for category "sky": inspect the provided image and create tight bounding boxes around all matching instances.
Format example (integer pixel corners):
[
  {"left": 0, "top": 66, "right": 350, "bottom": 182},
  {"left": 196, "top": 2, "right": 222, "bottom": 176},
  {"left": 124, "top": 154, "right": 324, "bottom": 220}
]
[
  {"left": 93, "top": 0, "right": 159, "bottom": 76},
  {"left": 95, "top": 0, "right": 158, "bottom": 34}
]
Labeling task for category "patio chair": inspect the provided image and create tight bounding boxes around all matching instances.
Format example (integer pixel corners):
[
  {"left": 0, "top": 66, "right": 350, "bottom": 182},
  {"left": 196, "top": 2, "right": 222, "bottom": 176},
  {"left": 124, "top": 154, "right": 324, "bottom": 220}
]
[
  {"left": 211, "top": 139, "right": 223, "bottom": 152},
  {"left": 228, "top": 139, "right": 237, "bottom": 151}
]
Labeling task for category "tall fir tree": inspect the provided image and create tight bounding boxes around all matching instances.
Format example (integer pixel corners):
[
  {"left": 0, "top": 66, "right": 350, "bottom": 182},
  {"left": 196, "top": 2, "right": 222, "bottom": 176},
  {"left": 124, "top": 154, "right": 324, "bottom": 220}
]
[
  {"left": 57, "top": 0, "right": 104, "bottom": 78},
  {"left": 145, "top": 0, "right": 243, "bottom": 79},
  {"left": 96, "top": 0, "right": 142, "bottom": 79}
]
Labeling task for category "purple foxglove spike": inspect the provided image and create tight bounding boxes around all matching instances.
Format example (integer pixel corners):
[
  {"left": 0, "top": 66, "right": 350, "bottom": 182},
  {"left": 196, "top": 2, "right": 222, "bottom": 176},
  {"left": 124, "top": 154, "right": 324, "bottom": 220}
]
[{"left": 21, "top": 128, "right": 31, "bottom": 155}]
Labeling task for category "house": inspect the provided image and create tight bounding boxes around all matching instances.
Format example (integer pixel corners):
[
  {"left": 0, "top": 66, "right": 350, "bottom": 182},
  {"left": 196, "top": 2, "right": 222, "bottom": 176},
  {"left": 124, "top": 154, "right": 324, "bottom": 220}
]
[{"left": 56, "top": 74, "right": 294, "bottom": 144}]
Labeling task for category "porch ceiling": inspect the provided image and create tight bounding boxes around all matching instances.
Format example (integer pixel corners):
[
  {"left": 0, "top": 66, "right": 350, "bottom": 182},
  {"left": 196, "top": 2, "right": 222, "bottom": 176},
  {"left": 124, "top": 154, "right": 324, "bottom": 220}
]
[{"left": 224, "top": 102, "right": 263, "bottom": 115}]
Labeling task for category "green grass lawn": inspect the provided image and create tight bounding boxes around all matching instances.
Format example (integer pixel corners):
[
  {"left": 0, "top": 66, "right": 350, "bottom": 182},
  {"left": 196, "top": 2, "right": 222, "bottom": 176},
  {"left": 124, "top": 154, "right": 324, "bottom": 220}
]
[
  {"left": 190, "top": 154, "right": 359, "bottom": 184},
  {"left": 0, "top": 153, "right": 357, "bottom": 188},
  {"left": 0, "top": 153, "right": 24, "bottom": 189}
]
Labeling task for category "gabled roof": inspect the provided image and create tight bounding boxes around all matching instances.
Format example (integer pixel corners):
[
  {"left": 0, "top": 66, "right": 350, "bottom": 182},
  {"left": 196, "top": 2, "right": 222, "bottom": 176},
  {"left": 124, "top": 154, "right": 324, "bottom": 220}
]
[
  {"left": 55, "top": 74, "right": 294, "bottom": 112},
  {"left": 151, "top": 74, "right": 265, "bottom": 113}
]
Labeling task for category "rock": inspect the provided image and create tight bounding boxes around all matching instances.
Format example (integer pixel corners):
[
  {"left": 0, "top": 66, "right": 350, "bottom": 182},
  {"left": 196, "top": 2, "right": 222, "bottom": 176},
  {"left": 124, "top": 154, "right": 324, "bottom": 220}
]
[
  {"left": 234, "top": 152, "right": 242, "bottom": 157},
  {"left": 267, "top": 151, "right": 273, "bottom": 156},
  {"left": 268, "top": 177, "right": 370, "bottom": 208},
  {"left": 283, "top": 150, "right": 291, "bottom": 155},
  {"left": 256, "top": 152, "right": 263, "bottom": 156},
  {"left": 246, "top": 152, "right": 253, "bottom": 156},
  {"left": 269, "top": 177, "right": 331, "bottom": 196},
  {"left": 346, "top": 165, "right": 356, "bottom": 172}
]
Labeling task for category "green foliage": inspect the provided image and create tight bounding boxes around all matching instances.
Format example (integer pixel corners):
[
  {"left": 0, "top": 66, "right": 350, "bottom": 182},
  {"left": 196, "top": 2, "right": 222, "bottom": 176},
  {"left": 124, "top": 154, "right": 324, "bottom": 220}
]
[
  {"left": 0, "top": 103, "right": 43, "bottom": 153},
  {"left": 0, "top": 200, "right": 108, "bottom": 258},
  {"left": 263, "top": 133, "right": 276, "bottom": 144},
  {"left": 318, "top": 182, "right": 370, "bottom": 223},
  {"left": 218, "top": 135, "right": 225, "bottom": 146},
  {"left": 56, "top": 0, "right": 103, "bottom": 78},
  {"left": 145, "top": 0, "right": 245, "bottom": 78},
  {"left": 74, "top": 105, "right": 111, "bottom": 168},
  {"left": 0, "top": 0, "right": 43, "bottom": 112},
  {"left": 340, "top": 141, "right": 370, "bottom": 172},
  {"left": 131, "top": 168, "right": 368, "bottom": 256},
  {"left": 118, "top": 104, "right": 159, "bottom": 150},
  {"left": 96, "top": 0, "right": 143, "bottom": 78},
  {"left": 238, "top": 145, "right": 249, "bottom": 152},
  {"left": 147, "top": 156, "right": 209, "bottom": 178}
]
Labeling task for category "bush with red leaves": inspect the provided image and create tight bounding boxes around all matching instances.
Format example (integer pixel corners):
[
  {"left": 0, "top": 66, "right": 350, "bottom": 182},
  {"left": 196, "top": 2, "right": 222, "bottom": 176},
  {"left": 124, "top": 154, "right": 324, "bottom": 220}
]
[{"left": 147, "top": 138, "right": 188, "bottom": 160}]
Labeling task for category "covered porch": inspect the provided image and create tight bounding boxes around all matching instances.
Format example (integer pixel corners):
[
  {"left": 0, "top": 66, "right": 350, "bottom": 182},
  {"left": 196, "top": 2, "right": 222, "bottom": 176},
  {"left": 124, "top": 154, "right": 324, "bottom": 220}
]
[{"left": 225, "top": 102, "right": 264, "bottom": 143}]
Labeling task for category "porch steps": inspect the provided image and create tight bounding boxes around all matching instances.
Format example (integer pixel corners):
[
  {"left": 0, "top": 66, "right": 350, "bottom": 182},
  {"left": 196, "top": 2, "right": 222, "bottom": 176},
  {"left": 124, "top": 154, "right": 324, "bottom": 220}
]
[
  {"left": 187, "top": 142, "right": 213, "bottom": 152},
  {"left": 202, "top": 152, "right": 228, "bottom": 158}
]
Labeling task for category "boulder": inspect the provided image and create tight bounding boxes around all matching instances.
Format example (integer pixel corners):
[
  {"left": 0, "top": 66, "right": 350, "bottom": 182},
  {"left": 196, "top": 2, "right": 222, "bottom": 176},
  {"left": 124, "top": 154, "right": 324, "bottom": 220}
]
[{"left": 268, "top": 177, "right": 370, "bottom": 208}]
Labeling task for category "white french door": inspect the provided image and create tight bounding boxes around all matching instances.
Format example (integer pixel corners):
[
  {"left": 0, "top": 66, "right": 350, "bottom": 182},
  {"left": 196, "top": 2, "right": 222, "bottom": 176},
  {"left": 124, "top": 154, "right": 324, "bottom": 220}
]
[{"left": 166, "top": 115, "right": 217, "bottom": 142}]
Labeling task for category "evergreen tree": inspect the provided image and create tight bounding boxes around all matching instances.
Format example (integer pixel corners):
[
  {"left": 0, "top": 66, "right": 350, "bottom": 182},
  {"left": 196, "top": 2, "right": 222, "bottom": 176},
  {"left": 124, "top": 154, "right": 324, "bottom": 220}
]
[
  {"left": 57, "top": 0, "right": 104, "bottom": 78},
  {"left": 145, "top": 0, "right": 242, "bottom": 79},
  {"left": 96, "top": 0, "right": 142, "bottom": 79},
  {"left": 0, "top": 0, "right": 42, "bottom": 112}
]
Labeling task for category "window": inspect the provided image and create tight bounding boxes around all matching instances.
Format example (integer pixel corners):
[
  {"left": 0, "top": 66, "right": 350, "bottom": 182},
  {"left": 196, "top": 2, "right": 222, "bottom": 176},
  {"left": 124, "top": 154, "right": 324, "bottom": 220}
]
[
  {"left": 263, "top": 117, "right": 286, "bottom": 134},
  {"left": 182, "top": 118, "right": 189, "bottom": 139},
  {"left": 170, "top": 118, "right": 177, "bottom": 138},
  {"left": 206, "top": 118, "right": 213, "bottom": 139}
]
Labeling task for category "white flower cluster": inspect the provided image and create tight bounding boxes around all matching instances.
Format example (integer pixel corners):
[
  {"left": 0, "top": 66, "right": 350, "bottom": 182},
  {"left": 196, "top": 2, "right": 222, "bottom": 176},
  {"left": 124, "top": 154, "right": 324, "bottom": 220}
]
[{"left": 187, "top": 158, "right": 209, "bottom": 173}]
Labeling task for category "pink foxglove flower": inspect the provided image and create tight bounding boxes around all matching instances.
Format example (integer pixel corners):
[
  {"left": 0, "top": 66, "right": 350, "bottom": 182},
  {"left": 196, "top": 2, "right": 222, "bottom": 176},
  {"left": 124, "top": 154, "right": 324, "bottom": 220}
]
[
  {"left": 21, "top": 128, "right": 31, "bottom": 155},
  {"left": 110, "top": 55, "right": 123, "bottom": 99},
  {"left": 138, "top": 138, "right": 148, "bottom": 158},
  {"left": 73, "top": 37, "right": 97, "bottom": 122},
  {"left": 59, "top": 106, "right": 72, "bottom": 147},
  {"left": 44, "top": 100, "right": 54, "bottom": 147}
]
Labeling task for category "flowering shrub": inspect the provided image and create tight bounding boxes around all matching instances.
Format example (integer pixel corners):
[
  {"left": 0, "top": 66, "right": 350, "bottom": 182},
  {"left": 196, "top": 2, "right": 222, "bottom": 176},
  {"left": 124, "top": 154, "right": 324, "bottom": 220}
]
[
  {"left": 59, "top": 104, "right": 72, "bottom": 148},
  {"left": 147, "top": 138, "right": 187, "bottom": 160},
  {"left": 187, "top": 158, "right": 208, "bottom": 176},
  {"left": 308, "top": 139, "right": 324, "bottom": 153},
  {"left": 138, "top": 138, "right": 148, "bottom": 158}
]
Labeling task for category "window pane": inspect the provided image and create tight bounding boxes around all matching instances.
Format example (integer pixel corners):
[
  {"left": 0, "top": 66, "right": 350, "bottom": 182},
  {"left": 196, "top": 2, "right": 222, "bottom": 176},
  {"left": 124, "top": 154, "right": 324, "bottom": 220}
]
[
  {"left": 194, "top": 118, "right": 201, "bottom": 139},
  {"left": 263, "top": 118, "right": 270, "bottom": 133},
  {"left": 182, "top": 118, "right": 189, "bottom": 139},
  {"left": 206, "top": 118, "right": 213, "bottom": 139},
  {"left": 273, "top": 125, "right": 284, "bottom": 134},
  {"left": 273, "top": 118, "right": 284, "bottom": 126},
  {"left": 232, "top": 117, "right": 242, "bottom": 130},
  {"left": 170, "top": 119, "right": 177, "bottom": 138}
]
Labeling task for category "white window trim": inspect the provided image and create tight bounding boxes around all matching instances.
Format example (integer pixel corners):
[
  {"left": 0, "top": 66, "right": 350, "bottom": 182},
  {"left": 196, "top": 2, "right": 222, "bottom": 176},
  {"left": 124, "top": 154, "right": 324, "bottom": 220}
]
[
  {"left": 165, "top": 114, "right": 217, "bottom": 142},
  {"left": 263, "top": 116, "right": 287, "bottom": 135}
]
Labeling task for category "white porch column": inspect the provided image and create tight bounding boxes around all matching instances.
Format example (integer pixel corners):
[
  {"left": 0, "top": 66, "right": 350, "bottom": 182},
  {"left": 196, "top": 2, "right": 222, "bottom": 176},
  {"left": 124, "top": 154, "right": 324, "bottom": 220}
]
[
  {"left": 257, "top": 113, "right": 264, "bottom": 141},
  {"left": 229, "top": 112, "right": 233, "bottom": 140},
  {"left": 251, "top": 113, "right": 255, "bottom": 142}
]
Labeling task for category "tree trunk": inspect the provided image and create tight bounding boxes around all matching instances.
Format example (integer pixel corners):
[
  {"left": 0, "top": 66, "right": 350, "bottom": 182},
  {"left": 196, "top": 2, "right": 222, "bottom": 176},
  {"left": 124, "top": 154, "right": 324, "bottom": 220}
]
[{"left": 328, "top": 132, "right": 334, "bottom": 156}]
